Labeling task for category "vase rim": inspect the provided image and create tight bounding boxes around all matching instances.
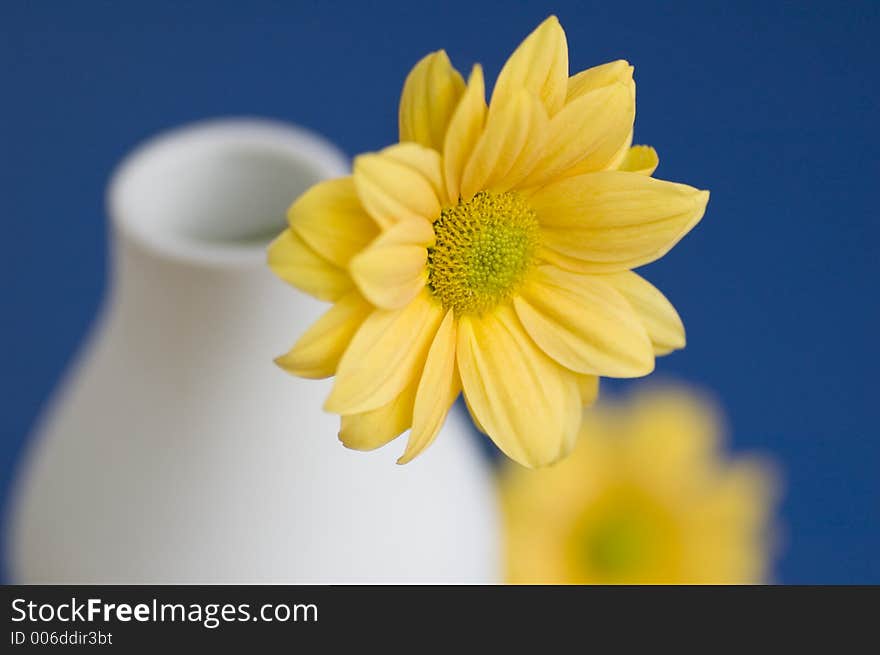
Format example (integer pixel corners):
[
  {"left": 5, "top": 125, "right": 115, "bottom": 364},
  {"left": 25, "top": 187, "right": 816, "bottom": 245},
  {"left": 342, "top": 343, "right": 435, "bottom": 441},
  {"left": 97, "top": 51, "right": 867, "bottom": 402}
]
[{"left": 107, "top": 117, "right": 349, "bottom": 269}]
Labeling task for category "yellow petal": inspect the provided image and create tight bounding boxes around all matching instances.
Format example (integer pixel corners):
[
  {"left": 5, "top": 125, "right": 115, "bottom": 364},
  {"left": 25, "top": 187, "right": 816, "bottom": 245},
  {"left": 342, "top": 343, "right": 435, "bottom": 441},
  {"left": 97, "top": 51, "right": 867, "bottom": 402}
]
[
  {"left": 565, "top": 60, "right": 637, "bottom": 175},
  {"left": 339, "top": 382, "right": 417, "bottom": 451},
  {"left": 519, "top": 81, "right": 635, "bottom": 187},
  {"left": 267, "top": 228, "right": 352, "bottom": 301},
  {"left": 287, "top": 177, "right": 378, "bottom": 268},
  {"left": 618, "top": 145, "right": 659, "bottom": 175},
  {"left": 530, "top": 171, "right": 709, "bottom": 272},
  {"left": 514, "top": 265, "right": 654, "bottom": 377},
  {"left": 353, "top": 147, "right": 442, "bottom": 228},
  {"left": 443, "top": 65, "right": 487, "bottom": 203},
  {"left": 576, "top": 374, "right": 600, "bottom": 406},
  {"left": 349, "top": 218, "right": 433, "bottom": 309},
  {"left": 490, "top": 15, "right": 568, "bottom": 117},
  {"left": 535, "top": 243, "right": 602, "bottom": 275},
  {"left": 382, "top": 142, "right": 448, "bottom": 206},
  {"left": 457, "top": 305, "right": 581, "bottom": 468},
  {"left": 566, "top": 59, "right": 634, "bottom": 101},
  {"left": 604, "top": 271, "right": 685, "bottom": 355},
  {"left": 606, "top": 129, "right": 634, "bottom": 171},
  {"left": 325, "top": 289, "right": 443, "bottom": 414},
  {"left": 398, "top": 50, "right": 466, "bottom": 152},
  {"left": 624, "top": 388, "right": 723, "bottom": 478},
  {"left": 462, "top": 393, "right": 488, "bottom": 435},
  {"left": 460, "top": 90, "right": 548, "bottom": 200},
  {"left": 398, "top": 310, "right": 460, "bottom": 464},
  {"left": 275, "top": 290, "right": 372, "bottom": 378}
]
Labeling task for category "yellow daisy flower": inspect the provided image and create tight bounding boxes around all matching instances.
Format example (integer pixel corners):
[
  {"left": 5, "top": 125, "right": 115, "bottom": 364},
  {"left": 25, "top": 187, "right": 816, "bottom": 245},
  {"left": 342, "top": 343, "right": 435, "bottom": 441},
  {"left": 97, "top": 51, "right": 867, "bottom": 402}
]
[
  {"left": 500, "top": 387, "right": 779, "bottom": 584},
  {"left": 268, "top": 16, "right": 710, "bottom": 467}
]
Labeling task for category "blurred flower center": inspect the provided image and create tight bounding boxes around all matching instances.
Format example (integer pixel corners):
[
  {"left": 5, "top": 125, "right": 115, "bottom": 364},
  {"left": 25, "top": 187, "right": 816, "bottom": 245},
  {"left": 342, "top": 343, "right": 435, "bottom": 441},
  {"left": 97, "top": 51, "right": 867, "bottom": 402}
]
[
  {"left": 427, "top": 191, "right": 539, "bottom": 315},
  {"left": 571, "top": 487, "right": 681, "bottom": 582}
]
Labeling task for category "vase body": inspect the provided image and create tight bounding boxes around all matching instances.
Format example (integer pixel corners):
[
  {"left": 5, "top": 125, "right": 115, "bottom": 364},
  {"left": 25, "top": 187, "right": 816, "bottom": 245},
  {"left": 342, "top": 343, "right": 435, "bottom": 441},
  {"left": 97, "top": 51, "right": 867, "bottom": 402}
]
[{"left": 7, "top": 119, "right": 499, "bottom": 583}]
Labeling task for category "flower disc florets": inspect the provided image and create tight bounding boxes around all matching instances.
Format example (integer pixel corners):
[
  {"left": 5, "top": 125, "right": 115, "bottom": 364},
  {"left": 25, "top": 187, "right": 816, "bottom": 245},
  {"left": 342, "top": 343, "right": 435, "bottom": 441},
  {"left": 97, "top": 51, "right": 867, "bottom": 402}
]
[{"left": 428, "top": 191, "right": 539, "bottom": 315}]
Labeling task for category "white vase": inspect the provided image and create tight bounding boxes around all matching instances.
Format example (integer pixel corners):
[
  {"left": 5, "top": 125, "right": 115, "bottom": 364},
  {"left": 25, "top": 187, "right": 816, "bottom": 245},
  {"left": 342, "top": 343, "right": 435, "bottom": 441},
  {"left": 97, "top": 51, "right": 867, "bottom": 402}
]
[{"left": 6, "top": 119, "right": 499, "bottom": 583}]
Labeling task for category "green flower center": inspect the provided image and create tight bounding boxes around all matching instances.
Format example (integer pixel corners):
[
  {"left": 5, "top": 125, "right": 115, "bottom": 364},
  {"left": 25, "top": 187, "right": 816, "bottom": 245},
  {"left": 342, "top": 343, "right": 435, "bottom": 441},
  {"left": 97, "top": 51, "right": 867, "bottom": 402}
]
[
  {"left": 584, "top": 511, "right": 656, "bottom": 577},
  {"left": 427, "top": 191, "right": 539, "bottom": 315},
  {"left": 571, "top": 487, "right": 680, "bottom": 582}
]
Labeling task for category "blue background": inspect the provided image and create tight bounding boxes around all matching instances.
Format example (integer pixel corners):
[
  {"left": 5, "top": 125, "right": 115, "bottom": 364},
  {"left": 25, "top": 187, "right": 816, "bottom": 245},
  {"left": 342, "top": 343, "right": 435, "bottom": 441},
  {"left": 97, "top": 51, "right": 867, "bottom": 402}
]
[{"left": 1, "top": 1, "right": 877, "bottom": 583}]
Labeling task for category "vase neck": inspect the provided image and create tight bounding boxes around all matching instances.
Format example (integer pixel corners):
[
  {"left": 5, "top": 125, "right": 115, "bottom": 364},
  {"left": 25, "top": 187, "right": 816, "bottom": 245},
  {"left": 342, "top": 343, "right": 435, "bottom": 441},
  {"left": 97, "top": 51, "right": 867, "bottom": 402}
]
[{"left": 102, "top": 118, "right": 348, "bottom": 350}]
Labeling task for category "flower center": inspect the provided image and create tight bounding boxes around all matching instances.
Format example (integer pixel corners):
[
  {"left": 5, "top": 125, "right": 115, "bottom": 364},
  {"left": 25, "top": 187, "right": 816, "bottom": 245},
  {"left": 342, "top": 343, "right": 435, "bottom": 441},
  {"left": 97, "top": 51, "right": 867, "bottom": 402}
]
[
  {"left": 427, "top": 191, "right": 539, "bottom": 315},
  {"left": 569, "top": 486, "right": 681, "bottom": 583}
]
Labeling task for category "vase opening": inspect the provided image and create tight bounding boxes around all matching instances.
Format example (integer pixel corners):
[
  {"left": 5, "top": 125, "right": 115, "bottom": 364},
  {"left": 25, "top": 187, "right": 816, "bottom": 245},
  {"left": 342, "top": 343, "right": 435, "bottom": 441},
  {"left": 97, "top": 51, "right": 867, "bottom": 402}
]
[{"left": 108, "top": 119, "right": 349, "bottom": 267}]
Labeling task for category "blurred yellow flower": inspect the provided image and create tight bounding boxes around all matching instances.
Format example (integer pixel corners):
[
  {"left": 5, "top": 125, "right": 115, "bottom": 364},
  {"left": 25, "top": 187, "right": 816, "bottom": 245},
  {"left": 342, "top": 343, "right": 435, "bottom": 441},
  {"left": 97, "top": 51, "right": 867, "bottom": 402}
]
[
  {"left": 500, "top": 387, "right": 779, "bottom": 584},
  {"left": 268, "top": 16, "right": 709, "bottom": 467}
]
